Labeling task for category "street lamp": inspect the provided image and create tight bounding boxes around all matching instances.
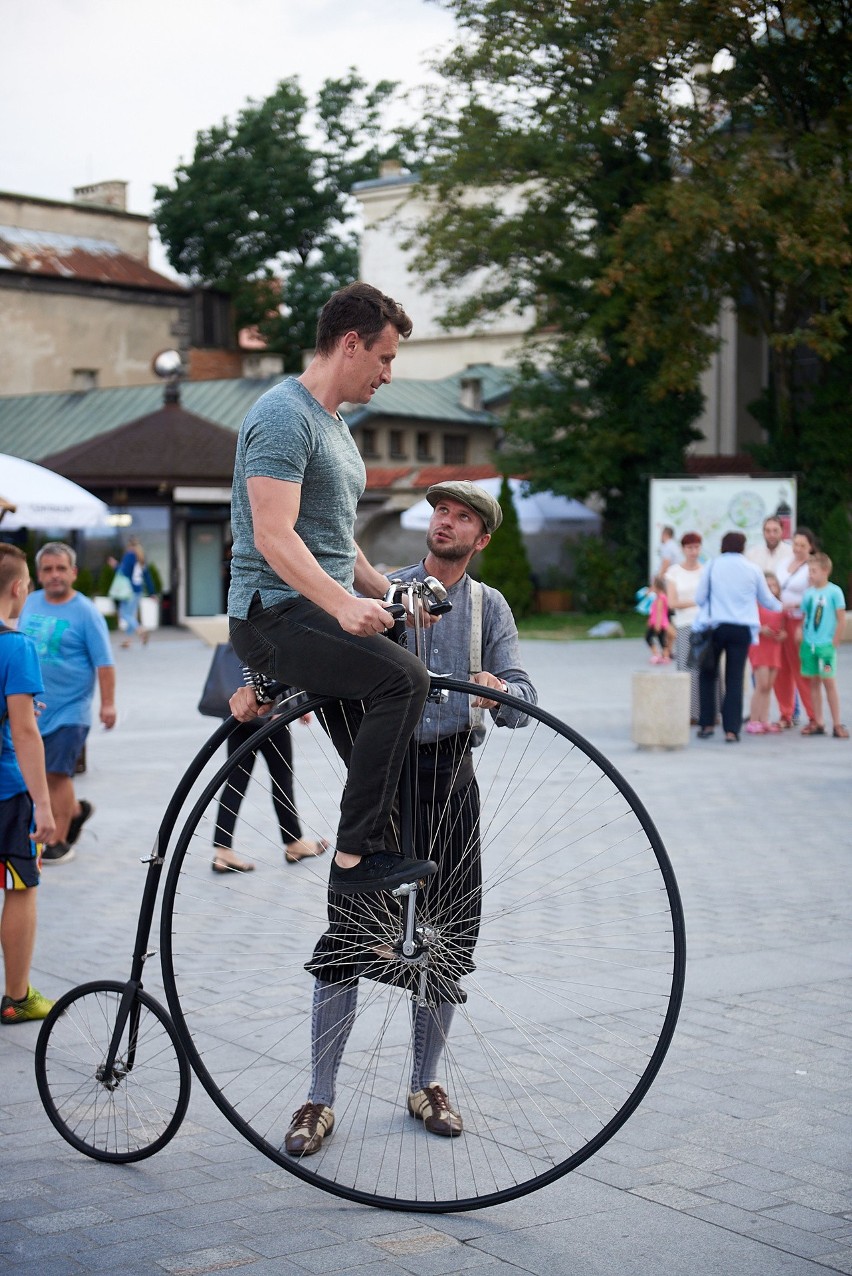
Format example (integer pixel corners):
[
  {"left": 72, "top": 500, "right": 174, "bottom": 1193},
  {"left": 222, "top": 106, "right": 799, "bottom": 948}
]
[{"left": 151, "top": 348, "right": 185, "bottom": 403}]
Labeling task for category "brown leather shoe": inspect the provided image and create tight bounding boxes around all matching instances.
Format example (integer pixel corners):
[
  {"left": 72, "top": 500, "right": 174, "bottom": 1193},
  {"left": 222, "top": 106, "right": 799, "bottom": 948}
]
[
  {"left": 284, "top": 1102, "right": 334, "bottom": 1156},
  {"left": 408, "top": 1085, "right": 463, "bottom": 1137}
]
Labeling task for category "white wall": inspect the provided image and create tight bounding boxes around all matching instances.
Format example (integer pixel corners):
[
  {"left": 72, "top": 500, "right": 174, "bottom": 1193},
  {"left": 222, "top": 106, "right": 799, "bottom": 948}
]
[{"left": 356, "top": 175, "right": 534, "bottom": 378}]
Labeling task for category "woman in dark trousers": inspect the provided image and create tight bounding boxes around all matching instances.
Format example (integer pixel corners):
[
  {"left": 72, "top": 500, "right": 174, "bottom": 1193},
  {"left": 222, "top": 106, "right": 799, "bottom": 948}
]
[
  {"left": 210, "top": 648, "right": 328, "bottom": 873},
  {"left": 694, "top": 531, "right": 783, "bottom": 742}
]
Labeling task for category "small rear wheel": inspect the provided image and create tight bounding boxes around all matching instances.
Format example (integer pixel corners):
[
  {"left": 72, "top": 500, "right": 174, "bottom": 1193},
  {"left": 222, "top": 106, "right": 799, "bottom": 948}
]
[{"left": 35, "top": 979, "right": 191, "bottom": 1163}]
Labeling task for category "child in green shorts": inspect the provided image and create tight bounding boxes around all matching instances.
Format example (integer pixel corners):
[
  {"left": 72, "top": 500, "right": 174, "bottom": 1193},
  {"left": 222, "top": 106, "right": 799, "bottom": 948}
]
[{"left": 799, "top": 552, "right": 847, "bottom": 738}]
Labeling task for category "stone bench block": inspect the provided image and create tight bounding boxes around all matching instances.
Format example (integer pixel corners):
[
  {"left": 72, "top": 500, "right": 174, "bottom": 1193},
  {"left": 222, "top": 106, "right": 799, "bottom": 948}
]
[{"left": 632, "top": 669, "right": 691, "bottom": 749}]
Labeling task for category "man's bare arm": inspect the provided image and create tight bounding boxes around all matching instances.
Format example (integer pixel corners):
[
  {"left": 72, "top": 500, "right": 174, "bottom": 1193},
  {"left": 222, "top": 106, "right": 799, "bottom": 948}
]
[
  {"left": 353, "top": 544, "right": 389, "bottom": 600},
  {"left": 97, "top": 665, "right": 117, "bottom": 729},
  {"left": 7, "top": 695, "right": 56, "bottom": 844},
  {"left": 248, "top": 476, "right": 394, "bottom": 637}
]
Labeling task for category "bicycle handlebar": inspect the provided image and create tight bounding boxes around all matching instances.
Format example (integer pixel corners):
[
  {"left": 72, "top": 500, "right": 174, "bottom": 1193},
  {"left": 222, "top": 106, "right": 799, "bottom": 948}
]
[{"left": 242, "top": 578, "right": 453, "bottom": 707}]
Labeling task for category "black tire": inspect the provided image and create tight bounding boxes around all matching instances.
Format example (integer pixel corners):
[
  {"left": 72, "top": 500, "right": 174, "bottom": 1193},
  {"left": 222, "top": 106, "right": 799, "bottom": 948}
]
[
  {"left": 35, "top": 980, "right": 191, "bottom": 1163},
  {"left": 160, "top": 684, "right": 685, "bottom": 1210}
]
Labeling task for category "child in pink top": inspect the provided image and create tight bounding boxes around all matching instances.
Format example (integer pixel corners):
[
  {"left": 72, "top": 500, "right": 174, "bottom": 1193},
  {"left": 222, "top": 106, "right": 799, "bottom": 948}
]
[
  {"left": 747, "top": 573, "right": 787, "bottom": 733},
  {"left": 645, "top": 578, "right": 671, "bottom": 664}
]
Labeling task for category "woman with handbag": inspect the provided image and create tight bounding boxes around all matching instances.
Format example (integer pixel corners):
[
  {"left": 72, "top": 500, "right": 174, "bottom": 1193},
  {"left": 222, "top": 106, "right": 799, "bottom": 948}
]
[
  {"left": 665, "top": 532, "right": 705, "bottom": 722},
  {"left": 199, "top": 642, "right": 328, "bottom": 873},
  {"left": 110, "top": 538, "right": 156, "bottom": 650},
  {"left": 693, "top": 531, "right": 783, "bottom": 742}
]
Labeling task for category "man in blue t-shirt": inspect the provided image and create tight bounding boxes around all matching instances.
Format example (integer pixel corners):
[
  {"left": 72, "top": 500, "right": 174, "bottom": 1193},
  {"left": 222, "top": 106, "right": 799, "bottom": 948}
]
[
  {"left": 19, "top": 542, "right": 115, "bottom": 863},
  {"left": 0, "top": 542, "right": 56, "bottom": 1022}
]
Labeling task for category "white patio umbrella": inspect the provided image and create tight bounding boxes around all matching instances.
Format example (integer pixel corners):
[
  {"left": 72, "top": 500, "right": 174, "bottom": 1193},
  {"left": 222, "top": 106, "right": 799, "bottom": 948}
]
[
  {"left": 0, "top": 453, "right": 110, "bottom": 531},
  {"left": 400, "top": 477, "right": 600, "bottom": 534}
]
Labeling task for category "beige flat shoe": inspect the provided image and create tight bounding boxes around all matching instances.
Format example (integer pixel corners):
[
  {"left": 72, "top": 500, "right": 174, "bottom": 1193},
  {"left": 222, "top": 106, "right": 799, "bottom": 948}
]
[
  {"left": 284, "top": 838, "right": 329, "bottom": 864},
  {"left": 211, "top": 851, "right": 255, "bottom": 873}
]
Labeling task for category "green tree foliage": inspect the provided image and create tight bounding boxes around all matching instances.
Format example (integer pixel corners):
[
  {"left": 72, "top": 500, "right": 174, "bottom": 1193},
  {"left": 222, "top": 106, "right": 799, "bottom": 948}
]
[
  {"left": 602, "top": 3, "right": 851, "bottom": 407},
  {"left": 154, "top": 73, "right": 399, "bottom": 370},
  {"left": 478, "top": 477, "right": 535, "bottom": 617},
  {"left": 408, "top": 0, "right": 849, "bottom": 577},
  {"left": 570, "top": 536, "right": 636, "bottom": 614},
  {"left": 406, "top": 1, "right": 704, "bottom": 579}
]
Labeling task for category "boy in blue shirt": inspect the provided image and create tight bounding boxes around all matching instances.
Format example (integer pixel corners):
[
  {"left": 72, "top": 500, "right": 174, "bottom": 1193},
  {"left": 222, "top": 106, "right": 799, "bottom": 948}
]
[
  {"left": 0, "top": 543, "right": 56, "bottom": 1023},
  {"left": 799, "top": 552, "right": 847, "bottom": 739}
]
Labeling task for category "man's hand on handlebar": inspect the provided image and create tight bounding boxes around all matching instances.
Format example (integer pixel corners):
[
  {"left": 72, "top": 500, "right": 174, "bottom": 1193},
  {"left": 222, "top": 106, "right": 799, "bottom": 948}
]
[
  {"left": 229, "top": 685, "right": 275, "bottom": 722},
  {"left": 336, "top": 595, "right": 397, "bottom": 637},
  {"left": 470, "top": 671, "right": 507, "bottom": 711}
]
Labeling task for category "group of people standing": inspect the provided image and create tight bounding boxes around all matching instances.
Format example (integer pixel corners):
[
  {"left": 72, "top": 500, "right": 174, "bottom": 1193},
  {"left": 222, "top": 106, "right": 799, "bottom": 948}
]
[{"left": 660, "top": 517, "right": 847, "bottom": 743}]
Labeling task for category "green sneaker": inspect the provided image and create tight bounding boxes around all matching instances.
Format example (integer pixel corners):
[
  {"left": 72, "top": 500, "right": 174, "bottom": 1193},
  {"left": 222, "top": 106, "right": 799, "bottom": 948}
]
[{"left": 1, "top": 986, "right": 54, "bottom": 1024}]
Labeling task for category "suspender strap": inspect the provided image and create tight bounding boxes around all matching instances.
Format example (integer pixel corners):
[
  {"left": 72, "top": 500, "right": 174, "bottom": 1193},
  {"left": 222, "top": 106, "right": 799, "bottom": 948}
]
[{"left": 469, "top": 579, "right": 483, "bottom": 729}]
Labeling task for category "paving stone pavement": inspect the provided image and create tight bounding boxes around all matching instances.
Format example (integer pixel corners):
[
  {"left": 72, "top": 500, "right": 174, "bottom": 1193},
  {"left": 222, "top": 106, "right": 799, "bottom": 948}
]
[{"left": 1, "top": 629, "right": 849, "bottom": 1275}]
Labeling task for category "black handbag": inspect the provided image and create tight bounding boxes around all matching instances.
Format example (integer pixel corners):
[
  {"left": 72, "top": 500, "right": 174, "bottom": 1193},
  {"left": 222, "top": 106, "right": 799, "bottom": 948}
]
[
  {"left": 686, "top": 629, "right": 714, "bottom": 671},
  {"left": 198, "top": 642, "right": 245, "bottom": 718},
  {"left": 686, "top": 564, "right": 715, "bottom": 671}
]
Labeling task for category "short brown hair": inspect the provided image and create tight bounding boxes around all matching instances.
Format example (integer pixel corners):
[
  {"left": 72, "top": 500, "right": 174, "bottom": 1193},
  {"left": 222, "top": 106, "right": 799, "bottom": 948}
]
[
  {"left": 720, "top": 531, "right": 746, "bottom": 554},
  {"left": 811, "top": 551, "right": 832, "bottom": 573},
  {"left": 314, "top": 282, "right": 412, "bottom": 355},
  {"left": 0, "top": 542, "right": 28, "bottom": 596},
  {"left": 681, "top": 531, "right": 702, "bottom": 547}
]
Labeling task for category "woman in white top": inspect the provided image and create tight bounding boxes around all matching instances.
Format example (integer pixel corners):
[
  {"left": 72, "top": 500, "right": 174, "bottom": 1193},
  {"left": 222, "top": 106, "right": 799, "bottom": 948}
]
[
  {"left": 665, "top": 532, "right": 705, "bottom": 722},
  {"left": 774, "top": 527, "right": 818, "bottom": 728}
]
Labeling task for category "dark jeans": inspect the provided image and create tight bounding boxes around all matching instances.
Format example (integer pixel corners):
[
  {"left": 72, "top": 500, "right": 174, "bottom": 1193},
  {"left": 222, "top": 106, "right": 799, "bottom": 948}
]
[
  {"left": 699, "top": 623, "right": 752, "bottom": 735},
  {"left": 230, "top": 595, "right": 430, "bottom": 857},
  {"left": 214, "top": 719, "right": 302, "bottom": 850}
]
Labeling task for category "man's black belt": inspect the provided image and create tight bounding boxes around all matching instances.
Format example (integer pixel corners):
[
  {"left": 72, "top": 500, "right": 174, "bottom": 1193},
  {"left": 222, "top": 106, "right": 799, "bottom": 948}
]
[{"left": 418, "top": 732, "right": 472, "bottom": 758}]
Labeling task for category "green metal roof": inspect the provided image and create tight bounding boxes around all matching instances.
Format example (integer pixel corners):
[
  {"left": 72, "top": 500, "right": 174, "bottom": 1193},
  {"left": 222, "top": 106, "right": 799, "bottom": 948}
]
[
  {"left": 0, "top": 364, "right": 513, "bottom": 464},
  {"left": 0, "top": 377, "right": 284, "bottom": 463},
  {"left": 344, "top": 364, "right": 511, "bottom": 427},
  {"left": 442, "top": 363, "right": 515, "bottom": 406}
]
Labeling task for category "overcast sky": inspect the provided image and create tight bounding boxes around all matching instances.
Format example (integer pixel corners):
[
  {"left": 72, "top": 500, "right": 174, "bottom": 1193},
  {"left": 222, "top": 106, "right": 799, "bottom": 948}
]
[{"left": 1, "top": 0, "right": 456, "bottom": 217}]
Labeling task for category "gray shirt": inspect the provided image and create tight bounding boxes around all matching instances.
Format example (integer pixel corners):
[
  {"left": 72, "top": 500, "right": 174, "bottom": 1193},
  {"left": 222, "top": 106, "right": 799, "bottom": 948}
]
[
  {"left": 228, "top": 378, "right": 366, "bottom": 618},
  {"left": 392, "top": 562, "right": 537, "bottom": 745}
]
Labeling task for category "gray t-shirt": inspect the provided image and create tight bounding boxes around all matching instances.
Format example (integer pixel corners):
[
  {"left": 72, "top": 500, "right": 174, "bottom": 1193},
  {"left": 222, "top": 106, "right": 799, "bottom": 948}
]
[{"left": 228, "top": 378, "right": 366, "bottom": 618}]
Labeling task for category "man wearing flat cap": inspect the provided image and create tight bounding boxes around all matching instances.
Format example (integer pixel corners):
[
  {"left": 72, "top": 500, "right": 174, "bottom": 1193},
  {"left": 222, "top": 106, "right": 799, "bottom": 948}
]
[{"left": 286, "top": 479, "right": 537, "bottom": 1158}]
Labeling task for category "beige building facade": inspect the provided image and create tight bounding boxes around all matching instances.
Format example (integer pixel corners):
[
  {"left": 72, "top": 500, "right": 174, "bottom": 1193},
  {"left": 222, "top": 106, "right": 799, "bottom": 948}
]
[
  {"left": 0, "top": 184, "right": 189, "bottom": 396},
  {"left": 356, "top": 168, "right": 534, "bottom": 380}
]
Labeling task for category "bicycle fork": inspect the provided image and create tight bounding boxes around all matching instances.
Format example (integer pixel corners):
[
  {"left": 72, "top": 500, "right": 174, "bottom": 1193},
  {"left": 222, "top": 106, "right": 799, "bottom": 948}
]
[{"left": 392, "top": 879, "right": 436, "bottom": 1008}]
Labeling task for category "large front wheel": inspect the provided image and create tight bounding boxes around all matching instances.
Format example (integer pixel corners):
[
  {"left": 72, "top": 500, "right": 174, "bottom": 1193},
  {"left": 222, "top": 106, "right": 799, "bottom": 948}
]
[{"left": 160, "top": 685, "right": 685, "bottom": 1210}]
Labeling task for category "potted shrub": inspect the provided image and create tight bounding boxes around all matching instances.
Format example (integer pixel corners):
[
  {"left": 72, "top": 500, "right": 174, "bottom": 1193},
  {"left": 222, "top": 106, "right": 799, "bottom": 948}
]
[{"left": 93, "top": 561, "right": 116, "bottom": 619}]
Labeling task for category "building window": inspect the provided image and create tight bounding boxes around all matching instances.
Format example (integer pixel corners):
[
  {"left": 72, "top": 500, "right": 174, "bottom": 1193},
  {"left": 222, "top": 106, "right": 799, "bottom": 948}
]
[
  {"left": 360, "top": 428, "right": 379, "bottom": 457},
  {"left": 416, "top": 431, "right": 433, "bottom": 461},
  {"left": 191, "top": 289, "right": 234, "bottom": 348},
  {"left": 72, "top": 368, "right": 99, "bottom": 391},
  {"left": 442, "top": 434, "right": 468, "bottom": 465},
  {"left": 389, "top": 430, "right": 406, "bottom": 459}
]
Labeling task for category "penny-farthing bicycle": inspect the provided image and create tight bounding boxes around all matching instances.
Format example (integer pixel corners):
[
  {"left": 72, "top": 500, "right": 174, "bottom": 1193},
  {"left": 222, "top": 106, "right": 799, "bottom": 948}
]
[{"left": 36, "top": 580, "right": 685, "bottom": 1213}]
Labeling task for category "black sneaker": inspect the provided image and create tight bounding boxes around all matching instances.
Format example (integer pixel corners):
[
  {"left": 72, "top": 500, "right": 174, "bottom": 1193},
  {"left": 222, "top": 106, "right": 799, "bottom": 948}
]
[
  {"left": 41, "top": 841, "right": 75, "bottom": 865},
  {"left": 66, "top": 799, "right": 95, "bottom": 848},
  {"left": 329, "top": 853, "right": 436, "bottom": 897}
]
